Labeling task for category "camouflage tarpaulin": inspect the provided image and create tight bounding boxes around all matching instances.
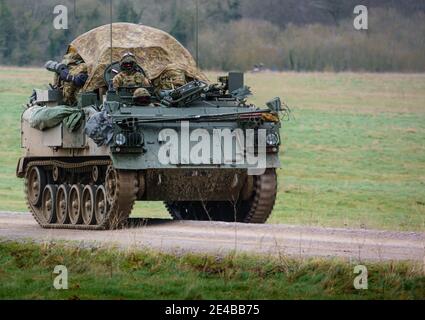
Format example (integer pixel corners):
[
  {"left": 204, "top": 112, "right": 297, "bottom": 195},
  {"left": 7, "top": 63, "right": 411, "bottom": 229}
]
[{"left": 69, "top": 23, "right": 209, "bottom": 92}]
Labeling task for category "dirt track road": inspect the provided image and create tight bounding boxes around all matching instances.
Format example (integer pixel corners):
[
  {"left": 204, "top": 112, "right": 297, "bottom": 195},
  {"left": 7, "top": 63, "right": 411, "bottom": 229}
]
[{"left": 0, "top": 212, "right": 424, "bottom": 262}]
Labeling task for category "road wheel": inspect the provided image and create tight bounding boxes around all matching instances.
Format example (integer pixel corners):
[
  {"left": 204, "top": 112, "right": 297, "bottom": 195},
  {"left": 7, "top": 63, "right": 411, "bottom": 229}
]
[
  {"left": 41, "top": 185, "right": 57, "bottom": 224},
  {"left": 82, "top": 185, "right": 96, "bottom": 225},
  {"left": 68, "top": 184, "right": 83, "bottom": 225},
  {"left": 27, "top": 166, "right": 47, "bottom": 207},
  {"left": 95, "top": 185, "right": 108, "bottom": 225},
  {"left": 55, "top": 184, "right": 70, "bottom": 224},
  {"left": 105, "top": 166, "right": 118, "bottom": 204}
]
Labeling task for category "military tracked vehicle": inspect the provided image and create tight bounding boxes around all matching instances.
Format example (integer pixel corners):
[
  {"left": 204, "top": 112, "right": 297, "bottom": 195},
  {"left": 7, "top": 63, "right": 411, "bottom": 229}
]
[{"left": 17, "top": 23, "right": 282, "bottom": 230}]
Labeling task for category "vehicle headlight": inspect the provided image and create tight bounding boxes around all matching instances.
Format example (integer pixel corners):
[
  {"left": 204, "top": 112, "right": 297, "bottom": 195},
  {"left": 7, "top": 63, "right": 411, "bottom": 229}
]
[
  {"left": 266, "top": 133, "right": 279, "bottom": 146},
  {"left": 115, "top": 133, "right": 126, "bottom": 146}
]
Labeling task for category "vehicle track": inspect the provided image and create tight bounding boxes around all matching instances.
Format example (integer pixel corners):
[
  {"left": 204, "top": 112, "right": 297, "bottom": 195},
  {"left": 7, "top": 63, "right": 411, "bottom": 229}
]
[{"left": 0, "top": 212, "right": 424, "bottom": 262}]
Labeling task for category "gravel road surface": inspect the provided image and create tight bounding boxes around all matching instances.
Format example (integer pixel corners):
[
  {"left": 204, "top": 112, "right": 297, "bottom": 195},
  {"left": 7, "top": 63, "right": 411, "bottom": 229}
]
[{"left": 0, "top": 212, "right": 424, "bottom": 261}]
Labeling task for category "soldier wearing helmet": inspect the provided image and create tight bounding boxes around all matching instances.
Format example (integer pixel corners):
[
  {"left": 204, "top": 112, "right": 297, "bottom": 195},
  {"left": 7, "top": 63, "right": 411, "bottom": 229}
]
[
  {"left": 113, "top": 52, "right": 150, "bottom": 90},
  {"left": 133, "top": 88, "right": 152, "bottom": 106},
  {"left": 44, "top": 46, "right": 88, "bottom": 105},
  {"left": 153, "top": 64, "right": 189, "bottom": 95}
]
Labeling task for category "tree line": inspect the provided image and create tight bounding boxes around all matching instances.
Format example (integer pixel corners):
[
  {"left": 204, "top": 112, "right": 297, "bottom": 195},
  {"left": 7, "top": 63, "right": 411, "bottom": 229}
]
[{"left": 0, "top": 0, "right": 424, "bottom": 72}]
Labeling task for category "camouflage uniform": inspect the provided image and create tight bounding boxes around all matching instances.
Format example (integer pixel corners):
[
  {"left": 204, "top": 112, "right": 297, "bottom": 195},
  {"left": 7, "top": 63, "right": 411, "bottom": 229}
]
[
  {"left": 113, "top": 71, "right": 149, "bottom": 89},
  {"left": 113, "top": 52, "right": 150, "bottom": 89},
  {"left": 54, "top": 52, "right": 88, "bottom": 106},
  {"left": 153, "top": 68, "right": 188, "bottom": 94},
  {"left": 62, "top": 63, "right": 88, "bottom": 105}
]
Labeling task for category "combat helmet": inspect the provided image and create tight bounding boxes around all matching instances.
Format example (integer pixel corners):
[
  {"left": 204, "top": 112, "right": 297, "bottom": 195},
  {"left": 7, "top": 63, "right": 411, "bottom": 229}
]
[
  {"left": 120, "top": 52, "right": 138, "bottom": 72},
  {"left": 160, "top": 67, "right": 186, "bottom": 87},
  {"left": 133, "top": 88, "right": 151, "bottom": 105},
  {"left": 62, "top": 46, "right": 84, "bottom": 66}
]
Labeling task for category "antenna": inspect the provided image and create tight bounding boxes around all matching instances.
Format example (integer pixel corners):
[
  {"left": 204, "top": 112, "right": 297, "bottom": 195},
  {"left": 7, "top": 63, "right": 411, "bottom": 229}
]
[
  {"left": 108, "top": 0, "right": 113, "bottom": 90},
  {"left": 195, "top": 0, "right": 199, "bottom": 67},
  {"left": 74, "top": 0, "right": 77, "bottom": 20},
  {"left": 110, "top": 0, "right": 113, "bottom": 67}
]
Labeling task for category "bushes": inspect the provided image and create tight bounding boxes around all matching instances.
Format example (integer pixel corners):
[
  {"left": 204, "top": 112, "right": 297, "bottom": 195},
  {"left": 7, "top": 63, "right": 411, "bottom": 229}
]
[{"left": 197, "top": 9, "right": 425, "bottom": 72}]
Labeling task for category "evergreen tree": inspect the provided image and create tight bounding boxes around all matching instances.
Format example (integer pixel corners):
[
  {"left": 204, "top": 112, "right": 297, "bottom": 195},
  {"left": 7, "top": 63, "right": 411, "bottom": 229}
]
[
  {"left": 313, "top": 0, "right": 351, "bottom": 25},
  {"left": 205, "top": 0, "right": 242, "bottom": 23},
  {"left": 117, "top": 0, "right": 139, "bottom": 23},
  {"left": 0, "top": 0, "right": 16, "bottom": 62},
  {"left": 227, "top": 0, "right": 242, "bottom": 21},
  {"left": 169, "top": 1, "right": 193, "bottom": 47}
]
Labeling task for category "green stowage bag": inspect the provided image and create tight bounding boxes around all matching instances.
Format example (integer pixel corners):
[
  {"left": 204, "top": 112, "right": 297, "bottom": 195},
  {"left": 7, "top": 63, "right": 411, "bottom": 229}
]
[
  {"left": 29, "top": 106, "right": 80, "bottom": 131},
  {"left": 64, "top": 111, "right": 84, "bottom": 132}
]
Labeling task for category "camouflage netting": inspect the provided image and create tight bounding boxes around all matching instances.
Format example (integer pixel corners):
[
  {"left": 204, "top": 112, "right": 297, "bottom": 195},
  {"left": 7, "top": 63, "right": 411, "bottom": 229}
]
[{"left": 68, "top": 23, "right": 209, "bottom": 92}]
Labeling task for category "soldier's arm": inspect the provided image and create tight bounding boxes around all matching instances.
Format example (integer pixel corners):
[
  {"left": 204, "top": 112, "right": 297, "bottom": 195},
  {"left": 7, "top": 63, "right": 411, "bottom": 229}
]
[
  {"left": 136, "top": 73, "right": 151, "bottom": 86},
  {"left": 143, "top": 76, "right": 151, "bottom": 86},
  {"left": 59, "top": 68, "right": 88, "bottom": 88},
  {"left": 113, "top": 74, "right": 122, "bottom": 89}
]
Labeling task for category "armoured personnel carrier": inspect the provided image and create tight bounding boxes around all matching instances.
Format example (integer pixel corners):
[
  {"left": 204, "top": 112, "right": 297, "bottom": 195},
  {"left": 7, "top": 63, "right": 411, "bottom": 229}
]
[{"left": 16, "top": 23, "right": 282, "bottom": 230}]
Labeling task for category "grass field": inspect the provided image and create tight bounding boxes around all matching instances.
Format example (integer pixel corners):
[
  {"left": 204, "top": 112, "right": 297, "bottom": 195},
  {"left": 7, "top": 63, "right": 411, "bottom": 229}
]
[
  {"left": 0, "top": 241, "right": 423, "bottom": 300},
  {"left": 0, "top": 67, "right": 424, "bottom": 231}
]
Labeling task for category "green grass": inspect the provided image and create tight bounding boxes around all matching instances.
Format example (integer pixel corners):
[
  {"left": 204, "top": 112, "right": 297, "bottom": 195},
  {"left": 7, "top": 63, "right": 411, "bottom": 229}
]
[
  {"left": 0, "top": 241, "right": 423, "bottom": 300},
  {"left": 0, "top": 67, "right": 424, "bottom": 231}
]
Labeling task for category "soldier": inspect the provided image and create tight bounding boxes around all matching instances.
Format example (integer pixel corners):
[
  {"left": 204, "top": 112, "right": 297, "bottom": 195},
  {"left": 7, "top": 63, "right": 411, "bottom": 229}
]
[
  {"left": 133, "top": 88, "right": 152, "bottom": 106},
  {"left": 153, "top": 65, "right": 188, "bottom": 95},
  {"left": 113, "top": 52, "right": 150, "bottom": 89},
  {"left": 45, "top": 48, "right": 88, "bottom": 106}
]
